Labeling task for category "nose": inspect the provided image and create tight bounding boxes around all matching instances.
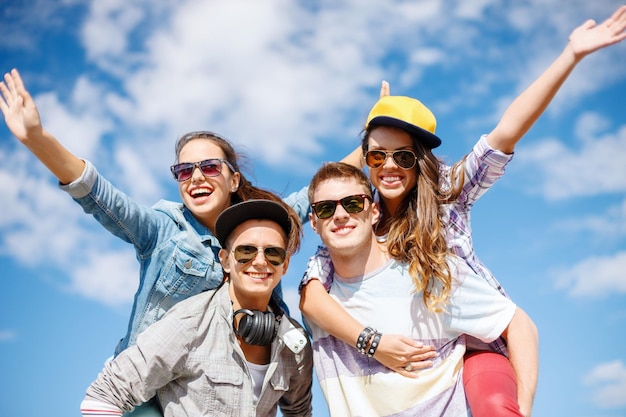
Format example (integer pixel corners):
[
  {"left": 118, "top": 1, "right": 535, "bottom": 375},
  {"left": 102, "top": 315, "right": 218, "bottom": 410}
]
[
  {"left": 251, "top": 249, "right": 268, "bottom": 266},
  {"left": 190, "top": 165, "right": 205, "bottom": 182},
  {"left": 332, "top": 203, "right": 351, "bottom": 220},
  {"left": 381, "top": 152, "right": 396, "bottom": 169}
]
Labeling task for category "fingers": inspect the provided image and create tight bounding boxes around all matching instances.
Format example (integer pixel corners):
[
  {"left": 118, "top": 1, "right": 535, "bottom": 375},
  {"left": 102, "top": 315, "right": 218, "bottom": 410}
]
[
  {"left": 396, "top": 368, "right": 418, "bottom": 379},
  {"left": 10, "top": 69, "right": 27, "bottom": 95},
  {"left": 407, "top": 357, "right": 434, "bottom": 370},
  {"left": 379, "top": 80, "right": 390, "bottom": 98}
]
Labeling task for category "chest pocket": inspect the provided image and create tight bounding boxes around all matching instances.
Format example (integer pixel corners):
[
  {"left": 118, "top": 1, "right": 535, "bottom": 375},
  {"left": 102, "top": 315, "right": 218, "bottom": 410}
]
[
  {"left": 203, "top": 361, "right": 245, "bottom": 409},
  {"left": 157, "top": 244, "right": 224, "bottom": 310}
]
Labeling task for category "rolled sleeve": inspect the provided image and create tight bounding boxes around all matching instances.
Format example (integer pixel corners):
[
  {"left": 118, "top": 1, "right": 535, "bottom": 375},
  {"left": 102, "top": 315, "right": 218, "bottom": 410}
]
[{"left": 58, "top": 159, "right": 98, "bottom": 198}]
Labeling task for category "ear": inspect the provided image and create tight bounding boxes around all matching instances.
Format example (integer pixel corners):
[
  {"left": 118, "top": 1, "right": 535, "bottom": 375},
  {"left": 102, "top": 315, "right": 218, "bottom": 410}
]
[
  {"left": 371, "top": 201, "right": 382, "bottom": 225},
  {"left": 218, "top": 248, "right": 231, "bottom": 273},
  {"left": 281, "top": 257, "right": 290, "bottom": 275},
  {"left": 230, "top": 171, "right": 241, "bottom": 193},
  {"left": 309, "top": 212, "right": 320, "bottom": 234}
]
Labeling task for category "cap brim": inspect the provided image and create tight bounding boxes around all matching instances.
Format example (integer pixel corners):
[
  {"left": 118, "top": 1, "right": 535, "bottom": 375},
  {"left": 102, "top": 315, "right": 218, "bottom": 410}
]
[
  {"left": 369, "top": 116, "right": 441, "bottom": 149},
  {"left": 215, "top": 200, "right": 292, "bottom": 247}
]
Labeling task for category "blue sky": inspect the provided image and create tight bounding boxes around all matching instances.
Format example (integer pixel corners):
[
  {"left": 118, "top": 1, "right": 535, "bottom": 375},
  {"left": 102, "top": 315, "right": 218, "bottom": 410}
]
[{"left": 1, "top": 0, "right": 625, "bottom": 416}]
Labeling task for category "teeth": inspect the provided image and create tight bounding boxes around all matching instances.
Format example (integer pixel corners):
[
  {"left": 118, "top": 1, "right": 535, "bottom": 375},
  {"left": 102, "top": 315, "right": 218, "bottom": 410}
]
[
  {"left": 191, "top": 187, "right": 212, "bottom": 196},
  {"left": 248, "top": 273, "right": 269, "bottom": 279},
  {"left": 382, "top": 176, "right": 401, "bottom": 182}
]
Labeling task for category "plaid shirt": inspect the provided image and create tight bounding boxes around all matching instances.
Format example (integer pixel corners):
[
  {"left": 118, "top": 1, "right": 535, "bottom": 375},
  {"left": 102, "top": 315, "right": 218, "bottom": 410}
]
[
  {"left": 82, "top": 283, "right": 313, "bottom": 417},
  {"left": 301, "top": 135, "right": 513, "bottom": 355}
]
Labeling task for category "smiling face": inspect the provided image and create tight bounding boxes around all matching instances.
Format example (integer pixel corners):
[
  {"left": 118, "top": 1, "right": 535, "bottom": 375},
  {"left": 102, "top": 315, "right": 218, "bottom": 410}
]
[
  {"left": 177, "top": 138, "right": 240, "bottom": 232},
  {"left": 219, "top": 219, "right": 289, "bottom": 311},
  {"left": 366, "top": 126, "right": 418, "bottom": 215},
  {"left": 310, "top": 177, "right": 379, "bottom": 259}
]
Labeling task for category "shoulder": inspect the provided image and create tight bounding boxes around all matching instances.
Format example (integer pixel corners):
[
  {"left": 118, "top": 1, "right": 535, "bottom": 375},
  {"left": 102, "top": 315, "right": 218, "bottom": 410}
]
[
  {"left": 152, "top": 199, "right": 184, "bottom": 213},
  {"left": 166, "top": 285, "right": 225, "bottom": 322}
]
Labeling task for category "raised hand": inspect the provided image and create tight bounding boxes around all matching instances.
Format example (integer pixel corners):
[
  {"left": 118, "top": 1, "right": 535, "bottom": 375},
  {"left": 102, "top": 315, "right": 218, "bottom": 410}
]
[
  {"left": 569, "top": 5, "right": 626, "bottom": 59},
  {"left": 0, "top": 69, "right": 44, "bottom": 143}
]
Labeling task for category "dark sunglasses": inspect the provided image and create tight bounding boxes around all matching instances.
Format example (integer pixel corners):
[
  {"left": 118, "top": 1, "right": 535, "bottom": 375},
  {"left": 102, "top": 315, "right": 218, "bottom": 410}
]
[
  {"left": 311, "top": 194, "right": 372, "bottom": 219},
  {"left": 364, "top": 149, "right": 417, "bottom": 169},
  {"left": 232, "top": 245, "right": 287, "bottom": 266},
  {"left": 170, "top": 158, "right": 236, "bottom": 182}
]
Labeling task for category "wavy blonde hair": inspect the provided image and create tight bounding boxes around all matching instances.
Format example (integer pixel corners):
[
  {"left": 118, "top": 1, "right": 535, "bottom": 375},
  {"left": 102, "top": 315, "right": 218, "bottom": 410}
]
[{"left": 362, "top": 128, "right": 465, "bottom": 312}]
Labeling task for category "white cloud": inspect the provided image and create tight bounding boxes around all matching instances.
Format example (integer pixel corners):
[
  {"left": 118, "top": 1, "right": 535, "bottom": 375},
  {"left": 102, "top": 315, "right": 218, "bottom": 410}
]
[
  {"left": 34, "top": 80, "right": 113, "bottom": 162},
  {"left": 584, "top": 360, "right": 626, "bottom": 409},
  {"left": 554, "top": 252, "right": 626, "bottom": 297},
  {"left": 518, "top": 122, "right": 626, "bottom": 200},
  {"left": 69, "top": 248, "right": 138, "bottom": 307},
  {"left": 555, "top": 197, "right": 626, "bottom": 240},
  {"left": 3, "top": 0, "right": 626, "bottom": 314},
  {"left": 81, "top": 0, "right": 145, "bottom": 60},
  {"left": 0, "top": 142, "right": 140, "bottom": 308}
]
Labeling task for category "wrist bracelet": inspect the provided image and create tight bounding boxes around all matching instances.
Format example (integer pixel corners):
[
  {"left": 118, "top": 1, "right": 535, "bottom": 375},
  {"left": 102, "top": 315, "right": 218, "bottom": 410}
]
[
  {"left": 356, "top": 326, "right": 376, "bottom": 355},
  {"left": 367, "top": 331, "right": 382, "bottom": 357}
]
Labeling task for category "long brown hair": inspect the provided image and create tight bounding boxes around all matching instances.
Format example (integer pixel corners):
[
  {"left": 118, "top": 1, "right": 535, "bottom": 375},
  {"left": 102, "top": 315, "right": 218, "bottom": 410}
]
[{"left": 362, "top": 128, "right": 465, "bottom": 312}]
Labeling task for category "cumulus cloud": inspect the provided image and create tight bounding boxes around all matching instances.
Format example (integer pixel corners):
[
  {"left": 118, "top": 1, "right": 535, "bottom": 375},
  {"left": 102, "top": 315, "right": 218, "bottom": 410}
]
[
  {"left": 554, "top": 252, "right": 626, "bottom": 297},
  {"left": 70, "top": 248, "right": 139, "bottom": 307},
  {"left": 3, "top": 0, "right": 626, "bottom": 312},
  {"left": 517, "top": 118, "right": 626, "bottom": 200},
  {"left": 584, "top": 360, "right": 626, "bottom": 409}
]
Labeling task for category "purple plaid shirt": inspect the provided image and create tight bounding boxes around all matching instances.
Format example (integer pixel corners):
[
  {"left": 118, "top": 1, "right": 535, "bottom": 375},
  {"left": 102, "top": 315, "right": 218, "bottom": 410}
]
[{"left": 301, "top": 135, "right": 513, "bottom": 355}]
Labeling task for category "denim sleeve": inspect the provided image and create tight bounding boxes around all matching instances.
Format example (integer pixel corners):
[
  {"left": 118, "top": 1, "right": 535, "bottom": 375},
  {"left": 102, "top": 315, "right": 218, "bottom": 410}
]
[
  {"left": 283, "top": 185, "right": 311, "bottom": 225},
  {"left": 299, "top": 245, "right": 334, "bottom": 293},
  {"left": 59, "top": 160, "right": 163, "bottom": 254}
]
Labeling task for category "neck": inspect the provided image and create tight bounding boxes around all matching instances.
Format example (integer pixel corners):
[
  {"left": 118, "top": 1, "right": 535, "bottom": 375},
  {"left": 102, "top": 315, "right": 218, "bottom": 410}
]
[
  {"left": 380, "top": 197, "right": 403, "bottom": 221},
  {"left": 239, "top": 338, "right": 272, "bottom": 365},
  {"left": 330, "top": 235, "right": 389, "bottom": 279},
  {"left": 228, "top": 283, "right": 271, "bottom": 312}
]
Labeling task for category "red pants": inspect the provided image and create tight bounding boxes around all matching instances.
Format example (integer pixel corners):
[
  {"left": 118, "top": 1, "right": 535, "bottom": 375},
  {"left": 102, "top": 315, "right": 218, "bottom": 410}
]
[{"left": 463, "top": 351, "right": 522, "bottom": 417}]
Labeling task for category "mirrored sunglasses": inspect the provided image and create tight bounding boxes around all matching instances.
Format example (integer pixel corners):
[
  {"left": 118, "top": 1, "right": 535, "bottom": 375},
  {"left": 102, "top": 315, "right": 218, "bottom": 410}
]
[
  {"left": 232, "top": 245, "right": 287, "bottom": 266},
  {"left": 311, "top": 194, "right": 372, "bottom": 219},
  {"left": 170, "top": 158, "right": 235, "bottom": 182},
  {"left": 364, "top": 149, "right": 417, "bottom": 169}
]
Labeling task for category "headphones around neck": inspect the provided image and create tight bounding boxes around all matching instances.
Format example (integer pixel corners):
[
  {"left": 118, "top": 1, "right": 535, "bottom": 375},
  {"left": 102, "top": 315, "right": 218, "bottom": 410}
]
[{"left": 233, "top": 308, "right": 280, "bottom": 346}]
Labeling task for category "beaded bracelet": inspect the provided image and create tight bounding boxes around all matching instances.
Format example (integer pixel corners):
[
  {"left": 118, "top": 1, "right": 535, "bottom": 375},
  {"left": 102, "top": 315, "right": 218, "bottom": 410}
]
[{"left": 356, "top": 326, "right": 376, "bottom": 355}]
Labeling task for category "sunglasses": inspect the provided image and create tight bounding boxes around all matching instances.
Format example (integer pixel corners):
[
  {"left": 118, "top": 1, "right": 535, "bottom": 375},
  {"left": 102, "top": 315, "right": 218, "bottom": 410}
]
[
  {"left": 364, "top": 149, "right": 417, "bottom": 169},
  {"left": 170, "top": 158, "right": 236, "bottom": 182},
  {"left": 311, "top": 194, "right": 372, "bottom": 219},
  {"left": 232, "top": 245, "right": 287, "bottom": 266}
]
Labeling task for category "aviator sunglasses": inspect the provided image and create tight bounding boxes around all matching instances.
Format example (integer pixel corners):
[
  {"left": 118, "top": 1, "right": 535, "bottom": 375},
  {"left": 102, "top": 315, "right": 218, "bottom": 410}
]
[
  {"left": 311, "top": 194, "right": 372, "bottom": 219},
  {"left": 364, "top": 149, "right": 417, "bottom": 170},
  {"left": 232, "top": 245, "right": 287, "bottom": 266},
  {"left": 170, "top": 158, "right": 236, "bottom": 182}
]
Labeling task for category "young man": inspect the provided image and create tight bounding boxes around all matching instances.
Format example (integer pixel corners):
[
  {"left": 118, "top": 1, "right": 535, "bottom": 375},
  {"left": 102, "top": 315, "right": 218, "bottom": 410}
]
[
  {"left": 303, "top": 162, "right": 538, "bottom": 417},
  {"left": 81, "top": 199, "right": 313, "bottom": 417}
]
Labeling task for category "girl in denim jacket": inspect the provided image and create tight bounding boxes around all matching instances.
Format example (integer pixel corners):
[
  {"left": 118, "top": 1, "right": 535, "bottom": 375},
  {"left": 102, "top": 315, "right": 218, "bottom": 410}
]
[{"left": 0, "top": 69, "right": 360, "bottom": 416}]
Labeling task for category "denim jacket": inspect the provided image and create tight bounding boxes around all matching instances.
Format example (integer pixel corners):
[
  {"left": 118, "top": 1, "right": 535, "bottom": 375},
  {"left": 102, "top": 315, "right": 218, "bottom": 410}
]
[{"left": 61, "top": 160, "right": 310, "bottom": 355}]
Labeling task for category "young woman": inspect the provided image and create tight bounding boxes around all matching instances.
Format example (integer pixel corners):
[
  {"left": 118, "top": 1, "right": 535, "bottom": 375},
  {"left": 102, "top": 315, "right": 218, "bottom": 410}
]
[
  {"left": 0, "top": 69, "right": 358, "bottom": 416},
  {"left": 300, "top": 6, "right": 626, "bottom": 417}
]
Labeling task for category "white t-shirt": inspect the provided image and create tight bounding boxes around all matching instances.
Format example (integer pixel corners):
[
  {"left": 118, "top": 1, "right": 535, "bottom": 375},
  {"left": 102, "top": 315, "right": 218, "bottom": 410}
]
[
  {"left": 247, "top": 361, "right": 270, "bottom": 402},
  {"left": 306, "top": 257, "right": 516, "bottom": 417}
]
